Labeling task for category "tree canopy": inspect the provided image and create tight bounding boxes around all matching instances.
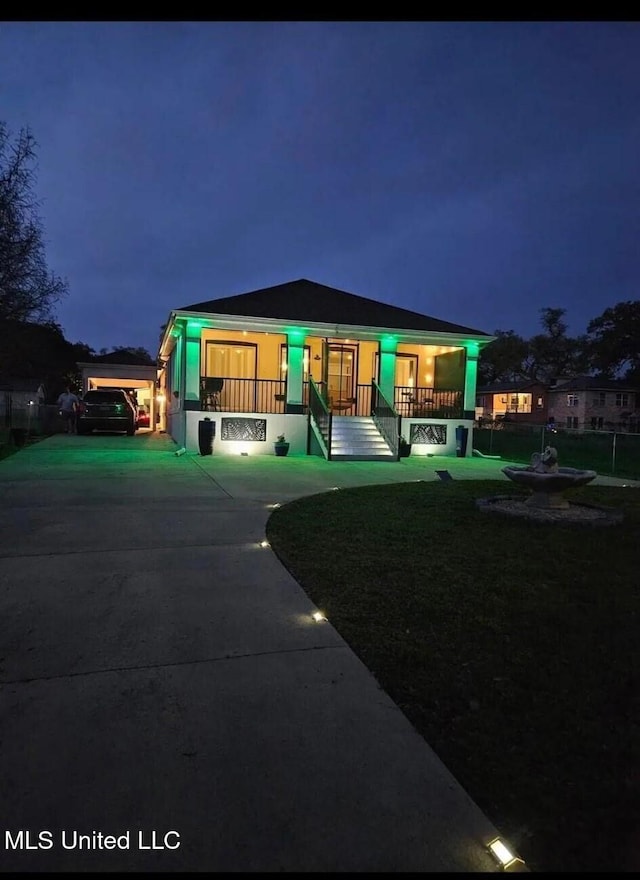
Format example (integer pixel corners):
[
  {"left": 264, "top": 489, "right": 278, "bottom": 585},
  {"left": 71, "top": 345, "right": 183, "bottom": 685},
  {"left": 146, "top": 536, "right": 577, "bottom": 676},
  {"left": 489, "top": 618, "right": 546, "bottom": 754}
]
[
  {"left": 478, "top": 303, "right": 638, "bottom": 386},
  {"left": 0, "top": 122, "right": 68, "bottom": 323},
  {"left": 585, "top": 301, "right": 640, "bottom": 383}
]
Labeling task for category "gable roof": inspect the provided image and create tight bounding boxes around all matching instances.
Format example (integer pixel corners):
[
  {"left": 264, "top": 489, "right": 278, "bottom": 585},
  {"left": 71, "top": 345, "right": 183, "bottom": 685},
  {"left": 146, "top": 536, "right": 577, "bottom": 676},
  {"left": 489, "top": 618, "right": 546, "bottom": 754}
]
[
  {"left": 90, "top": 351, "right": 156, "bottom": 366},
  {"left": 551, "top": 375, "right": 639, "bottom": 392},
  {"left": 477, "top": 380, "right": 547, "bottom": 394},
  {"left": 179, "top": 279, "right": 491, "bottom": 337}
]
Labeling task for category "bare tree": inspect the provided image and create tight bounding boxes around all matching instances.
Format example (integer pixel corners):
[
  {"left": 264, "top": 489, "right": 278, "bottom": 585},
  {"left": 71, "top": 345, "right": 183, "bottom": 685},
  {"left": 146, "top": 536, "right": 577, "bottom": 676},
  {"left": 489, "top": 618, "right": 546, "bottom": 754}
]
[{"left": 0, "top": 122, "right": 68, "bottom": 322}]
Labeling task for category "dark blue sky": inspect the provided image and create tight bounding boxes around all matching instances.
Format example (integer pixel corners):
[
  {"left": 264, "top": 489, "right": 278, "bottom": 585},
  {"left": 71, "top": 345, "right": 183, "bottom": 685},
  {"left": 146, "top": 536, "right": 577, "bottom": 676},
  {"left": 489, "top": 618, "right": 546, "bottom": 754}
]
[{"left": 2, "top": 21, "right": 639, "bottom": 355}]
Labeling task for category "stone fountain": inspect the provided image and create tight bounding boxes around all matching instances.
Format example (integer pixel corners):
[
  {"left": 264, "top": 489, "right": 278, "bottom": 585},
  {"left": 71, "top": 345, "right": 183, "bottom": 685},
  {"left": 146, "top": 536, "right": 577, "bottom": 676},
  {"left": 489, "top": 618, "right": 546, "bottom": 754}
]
[
  {"left": 502, "top": 446, "right": 596, "bottom": 509},
  {"left": 476, "top": 446, "right": 623, "bottom": 525}
]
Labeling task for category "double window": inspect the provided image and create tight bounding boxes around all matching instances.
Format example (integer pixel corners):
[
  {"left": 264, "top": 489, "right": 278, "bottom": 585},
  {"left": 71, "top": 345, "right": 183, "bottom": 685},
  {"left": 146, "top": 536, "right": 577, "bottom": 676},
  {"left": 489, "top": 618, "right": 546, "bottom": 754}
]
[{"left": 205, "top": 341, "right": 257, "bottom": 380}]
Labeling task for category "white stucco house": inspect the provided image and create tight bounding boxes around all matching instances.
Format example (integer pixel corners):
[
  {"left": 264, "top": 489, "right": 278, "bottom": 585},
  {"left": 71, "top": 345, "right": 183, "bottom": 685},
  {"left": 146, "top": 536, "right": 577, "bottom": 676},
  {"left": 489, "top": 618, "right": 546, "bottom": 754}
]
[{"left": 157, "top": 279, "right": 494, "bottom": 460}]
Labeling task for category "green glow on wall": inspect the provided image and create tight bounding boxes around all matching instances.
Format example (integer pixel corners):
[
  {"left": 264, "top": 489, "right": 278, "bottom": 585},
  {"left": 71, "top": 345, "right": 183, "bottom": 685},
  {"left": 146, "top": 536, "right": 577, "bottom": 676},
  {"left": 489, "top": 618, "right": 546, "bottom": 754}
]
[
  {"left": 466, "top": 341, "right": 480, "bottom": 357},
  {"left": 380, "top": 334, "right": 397, "bottom": 353},
  {"left": 187, "top": 320, "right": 203, "bottom": 329},
  {"left": 287, "top": 328, "right": 306, "bottom": 345}
]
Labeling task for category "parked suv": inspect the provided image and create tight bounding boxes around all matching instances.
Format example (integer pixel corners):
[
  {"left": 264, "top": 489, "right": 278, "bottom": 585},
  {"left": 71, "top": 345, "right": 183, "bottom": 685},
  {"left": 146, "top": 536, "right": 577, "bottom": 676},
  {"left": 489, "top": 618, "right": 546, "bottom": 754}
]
[{"left": 77, "top": 390, "right": 137, "bottom": 435}]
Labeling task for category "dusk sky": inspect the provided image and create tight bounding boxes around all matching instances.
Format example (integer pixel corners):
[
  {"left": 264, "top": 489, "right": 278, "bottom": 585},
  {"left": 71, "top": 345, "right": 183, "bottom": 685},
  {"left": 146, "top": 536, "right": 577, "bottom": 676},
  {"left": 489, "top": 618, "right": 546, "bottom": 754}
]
[{"left": 1, "top": 21, "right": 639, "bottom": 356}]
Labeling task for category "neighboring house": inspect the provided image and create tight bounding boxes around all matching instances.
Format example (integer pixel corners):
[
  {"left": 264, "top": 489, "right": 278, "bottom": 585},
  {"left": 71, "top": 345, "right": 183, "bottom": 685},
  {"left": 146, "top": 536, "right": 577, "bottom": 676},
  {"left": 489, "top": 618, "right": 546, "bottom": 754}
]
[
  {"left": 476, "top": 380, "right": 549, "bottom": 425},
  {"left": 157, "top": 278, "right": 494, "bottom": 459},
  {"left": 547, "top": 376, "right": 640, "bottom": 432}
]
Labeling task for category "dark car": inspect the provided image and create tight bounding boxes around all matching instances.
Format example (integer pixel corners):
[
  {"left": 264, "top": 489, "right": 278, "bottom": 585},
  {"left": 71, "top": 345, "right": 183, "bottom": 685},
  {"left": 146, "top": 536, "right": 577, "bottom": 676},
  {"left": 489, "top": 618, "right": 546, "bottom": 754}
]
[{"left": 77, "top": 390, "right": 137, "bottom": 435}]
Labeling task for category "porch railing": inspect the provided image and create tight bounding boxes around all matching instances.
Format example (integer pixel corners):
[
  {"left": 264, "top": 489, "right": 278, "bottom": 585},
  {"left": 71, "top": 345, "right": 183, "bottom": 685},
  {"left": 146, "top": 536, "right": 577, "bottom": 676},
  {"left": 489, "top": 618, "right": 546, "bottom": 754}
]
[
  {"left": 308, "top": 377, "right": 332, "bottom": 459},
  {"left": 355, "top": 383, "right": 373, "bottom": 416},
  {"left": 395, "top": 386, "right": 464, "bottom": 419},
  {"left": 372, "top": 380, "right": 400, "bottom": 460},
  {"left": 200, "top": 377, "right": 286, "bottom": 413}
]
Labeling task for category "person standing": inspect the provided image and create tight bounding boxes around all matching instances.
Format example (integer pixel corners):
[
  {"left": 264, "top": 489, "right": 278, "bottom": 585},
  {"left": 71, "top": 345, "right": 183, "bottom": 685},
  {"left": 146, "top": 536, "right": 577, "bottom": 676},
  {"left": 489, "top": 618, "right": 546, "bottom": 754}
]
[{"left": 57, "top": 386, "right": 80, "bottom": 434}]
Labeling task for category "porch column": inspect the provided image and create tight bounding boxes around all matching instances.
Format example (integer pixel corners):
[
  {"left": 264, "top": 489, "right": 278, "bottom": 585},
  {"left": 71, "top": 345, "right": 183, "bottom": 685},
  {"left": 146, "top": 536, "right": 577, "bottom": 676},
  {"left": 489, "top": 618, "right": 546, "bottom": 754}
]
[
  {"left": 463, "top": 342, "right": 480, "bottom": 419},
  {"left": 378, "top": 335, "right": 397, "bottom": 404},
  {"left": 285, "top": 330, "right": 305, "bottom": 414},
  {"left": 184, "top": 323, "right": 202, "bottom": 411}
]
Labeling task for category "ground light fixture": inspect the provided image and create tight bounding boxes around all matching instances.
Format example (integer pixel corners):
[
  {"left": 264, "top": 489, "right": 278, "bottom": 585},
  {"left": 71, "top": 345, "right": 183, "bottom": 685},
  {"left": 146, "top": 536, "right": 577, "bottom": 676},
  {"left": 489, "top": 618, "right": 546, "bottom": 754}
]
[
  {"left": 486, "top": 837, "right": 525, "bottom": 871},
  {"left": 311, "top": 611, "right": 327, "bottom": 623},
  {"left": 267, "top": 503, "right": 281, "bottom": 509},
  {"left": 259, "top": 540, "right": 270, "bottom": 548}
]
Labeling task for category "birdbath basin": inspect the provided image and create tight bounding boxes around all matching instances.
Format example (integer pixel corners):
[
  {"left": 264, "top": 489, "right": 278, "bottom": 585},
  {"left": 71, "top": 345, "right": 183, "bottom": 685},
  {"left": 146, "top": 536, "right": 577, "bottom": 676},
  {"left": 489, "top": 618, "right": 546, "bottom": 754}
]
[
  {"left": 502, "top": 464, "right": 597, "bottom": 509},
  {"left": 502, "top": 447, "right": 597, "bottom": 509}
]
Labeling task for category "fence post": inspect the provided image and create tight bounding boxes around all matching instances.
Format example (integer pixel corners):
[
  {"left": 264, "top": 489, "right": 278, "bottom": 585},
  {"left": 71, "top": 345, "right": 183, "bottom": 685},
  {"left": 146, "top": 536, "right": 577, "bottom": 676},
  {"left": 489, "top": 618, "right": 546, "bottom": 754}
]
[
  {"left": 612, "top": 432, "right": 617, "bottom": 475},
  {"left": 541, "top": 425, "right": 546, "bottom": 452}
]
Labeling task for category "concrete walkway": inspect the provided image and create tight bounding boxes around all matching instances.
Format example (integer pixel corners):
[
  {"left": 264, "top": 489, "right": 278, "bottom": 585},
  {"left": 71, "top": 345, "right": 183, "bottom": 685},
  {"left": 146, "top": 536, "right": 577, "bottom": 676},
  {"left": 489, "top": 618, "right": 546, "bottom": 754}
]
[{"left": 1, "top": 434, "right": 632, "bottom": 871}]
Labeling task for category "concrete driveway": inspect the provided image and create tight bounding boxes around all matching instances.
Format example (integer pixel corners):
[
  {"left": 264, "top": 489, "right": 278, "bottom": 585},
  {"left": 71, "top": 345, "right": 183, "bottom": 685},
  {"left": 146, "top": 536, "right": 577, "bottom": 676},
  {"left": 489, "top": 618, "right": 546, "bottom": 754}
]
[{"left": 5, "top": 431, "right": 626, "bottom": 871}]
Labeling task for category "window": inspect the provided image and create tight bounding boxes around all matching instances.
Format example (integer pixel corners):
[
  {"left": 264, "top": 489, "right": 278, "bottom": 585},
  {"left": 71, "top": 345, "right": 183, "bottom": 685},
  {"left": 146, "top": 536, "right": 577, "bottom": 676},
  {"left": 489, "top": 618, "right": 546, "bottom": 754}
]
[
  {"left": 592, "top": 392, "right": 606, "bottom": 407},
  {"left": 615, "top": 393, "right": 629, "bottom": 407},
  {"left": 591, "top": 416, "right": 604, "bottom": 430},
  {"left": 505, "top": 393, "right": 531, "bottom": 413},
  {"left": 567, "top": 394, "right": 579, "bottom": 407},
  {"left": 205, "top": 341, "right": 257, "bottom": 380},
  {"left": 566, "top": 416, "right": 579, "bottom": 429}
]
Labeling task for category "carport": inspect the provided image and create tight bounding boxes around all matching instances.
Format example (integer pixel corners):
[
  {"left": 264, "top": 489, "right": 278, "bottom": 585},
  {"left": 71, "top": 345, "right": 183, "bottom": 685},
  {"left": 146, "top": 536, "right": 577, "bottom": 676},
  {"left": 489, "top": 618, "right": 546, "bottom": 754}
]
[{"left": 77, "top": 356, "right": 160, "bottom": 431}]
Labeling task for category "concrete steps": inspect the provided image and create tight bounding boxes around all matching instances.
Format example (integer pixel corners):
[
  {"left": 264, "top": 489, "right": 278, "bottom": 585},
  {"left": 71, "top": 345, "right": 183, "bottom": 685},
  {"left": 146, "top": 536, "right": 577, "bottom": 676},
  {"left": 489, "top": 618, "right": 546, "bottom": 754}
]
[{"left": 329, "top": 416, "right": 396, "bottom": 461}]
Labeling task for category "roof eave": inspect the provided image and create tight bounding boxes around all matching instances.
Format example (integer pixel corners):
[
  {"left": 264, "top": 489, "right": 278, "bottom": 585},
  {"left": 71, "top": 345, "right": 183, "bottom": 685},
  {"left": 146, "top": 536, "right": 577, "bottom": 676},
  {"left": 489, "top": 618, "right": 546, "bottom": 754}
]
[{"left": 170, "top": 309, "right": 495, "bottom": 347}]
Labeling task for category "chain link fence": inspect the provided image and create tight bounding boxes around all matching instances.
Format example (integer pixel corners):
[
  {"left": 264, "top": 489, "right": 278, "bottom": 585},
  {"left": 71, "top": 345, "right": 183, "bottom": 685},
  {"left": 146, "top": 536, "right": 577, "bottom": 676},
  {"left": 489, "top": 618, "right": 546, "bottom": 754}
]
[{"left": 473, "top": 422, "right": 640, "bottom": 480}]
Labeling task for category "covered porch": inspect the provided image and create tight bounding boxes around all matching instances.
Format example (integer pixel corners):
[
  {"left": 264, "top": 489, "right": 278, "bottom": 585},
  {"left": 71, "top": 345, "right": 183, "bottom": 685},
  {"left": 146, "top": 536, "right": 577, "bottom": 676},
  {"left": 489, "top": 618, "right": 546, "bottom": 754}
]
[{"left": 159, "top": 319, "right": 480, "bottom": 459}]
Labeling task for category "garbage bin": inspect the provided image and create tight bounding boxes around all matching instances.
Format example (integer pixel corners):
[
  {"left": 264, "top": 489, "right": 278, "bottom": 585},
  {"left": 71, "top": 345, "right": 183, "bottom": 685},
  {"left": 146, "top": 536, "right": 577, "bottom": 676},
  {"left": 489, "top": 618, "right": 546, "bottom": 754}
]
[
  {"left": 198, "top": 417, "right": 215, "bottom": 456},
  {"left": 455, "top": 424, "right": 469, "bottom": 458}
]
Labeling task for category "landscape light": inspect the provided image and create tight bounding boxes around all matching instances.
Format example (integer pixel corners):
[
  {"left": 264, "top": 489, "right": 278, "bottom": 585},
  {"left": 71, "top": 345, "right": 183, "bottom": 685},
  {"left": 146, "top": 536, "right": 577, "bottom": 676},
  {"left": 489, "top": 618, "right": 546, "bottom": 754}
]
[
  {"left": 259, "top": 540, "right": 270, "bottom": 548},
  {"left": 267, "top": 503, "right": 281, "bottom": 509},
  {"left": 311, "top": 611, "right": 326, "bottom": 623},
  {"left": 486, "top": 837, "right": 524, "bottom": 870}
]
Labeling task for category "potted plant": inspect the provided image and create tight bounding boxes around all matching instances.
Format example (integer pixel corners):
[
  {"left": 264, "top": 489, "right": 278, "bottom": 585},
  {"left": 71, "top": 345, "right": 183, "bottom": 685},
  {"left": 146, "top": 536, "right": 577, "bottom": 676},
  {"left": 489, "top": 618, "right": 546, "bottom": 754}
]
[
  {"left": 399, "top": 435, "right": 411, "bottom": 458},
  {"left": 274, "top": 433, "right": 290, "bottom": 456}
]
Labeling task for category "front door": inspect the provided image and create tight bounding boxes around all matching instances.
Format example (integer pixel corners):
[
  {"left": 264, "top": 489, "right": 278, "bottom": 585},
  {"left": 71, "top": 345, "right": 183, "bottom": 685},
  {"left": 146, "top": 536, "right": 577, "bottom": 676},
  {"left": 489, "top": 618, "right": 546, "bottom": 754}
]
[{"left": 327, "top": 344, "right": 358, "bottom": 411}]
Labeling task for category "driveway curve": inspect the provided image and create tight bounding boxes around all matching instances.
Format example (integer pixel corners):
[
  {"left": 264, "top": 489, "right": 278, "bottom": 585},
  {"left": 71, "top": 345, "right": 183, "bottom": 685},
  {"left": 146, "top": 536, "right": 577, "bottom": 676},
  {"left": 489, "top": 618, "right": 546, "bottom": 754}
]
[{"left": 0, "top": 432, "right": 574, "bottom": 871}]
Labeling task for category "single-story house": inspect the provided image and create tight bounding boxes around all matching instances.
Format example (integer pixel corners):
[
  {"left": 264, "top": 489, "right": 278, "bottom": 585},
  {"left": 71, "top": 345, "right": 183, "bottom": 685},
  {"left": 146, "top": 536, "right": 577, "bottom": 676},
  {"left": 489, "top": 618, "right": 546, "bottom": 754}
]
[
  {"left": 476, "top": 380, "right": 549, "bottom": 425},
  {"left": 157, "top": 279, "right": 494, "bottom": 460}
]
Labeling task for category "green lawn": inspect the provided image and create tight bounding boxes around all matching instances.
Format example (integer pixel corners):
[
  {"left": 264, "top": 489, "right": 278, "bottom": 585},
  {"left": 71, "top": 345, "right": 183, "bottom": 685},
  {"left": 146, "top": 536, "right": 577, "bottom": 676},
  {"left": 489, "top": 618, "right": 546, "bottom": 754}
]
[{"left": 266, "top": 480, "right": 640, "bottom": 874}]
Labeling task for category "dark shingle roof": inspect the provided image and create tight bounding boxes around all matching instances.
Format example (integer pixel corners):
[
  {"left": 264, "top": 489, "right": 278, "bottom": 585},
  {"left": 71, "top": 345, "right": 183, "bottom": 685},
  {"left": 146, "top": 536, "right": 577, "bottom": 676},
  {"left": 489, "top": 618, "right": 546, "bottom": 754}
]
[
  {"left": 91, "top": 351, "right": 156, "bottom": 366},
  {"left": 477, "top": 380, "right": 547, "bottom": 394},
  {"left": 551, "top": 375, "right": 639, "bottom": 392},
  {"left": 179, "top": 279, "right": 491, "bottom": 336}
]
